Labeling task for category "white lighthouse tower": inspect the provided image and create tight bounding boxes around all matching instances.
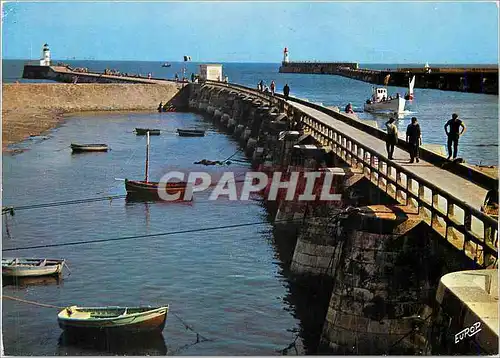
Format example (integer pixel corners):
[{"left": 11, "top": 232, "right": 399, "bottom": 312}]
[
  {"left": 283, "top": 47, "right": 289, "bottom": 64},
  {"left": 40, "top": 43, "right": 51, "bottom": 66}
]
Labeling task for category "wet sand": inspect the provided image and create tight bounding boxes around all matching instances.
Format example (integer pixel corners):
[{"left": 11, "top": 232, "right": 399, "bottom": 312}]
[{"left": 2, "top": 83, "right": 181, "bottom": 151}]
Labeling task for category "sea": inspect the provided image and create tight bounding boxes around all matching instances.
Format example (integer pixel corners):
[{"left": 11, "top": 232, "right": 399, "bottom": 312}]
[{"left": 1, "top": 60, "right": 498, "bottom": 355}]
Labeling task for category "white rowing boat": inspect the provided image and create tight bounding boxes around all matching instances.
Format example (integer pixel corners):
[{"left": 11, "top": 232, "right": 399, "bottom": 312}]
[{"left": 2, "top": 258, "right": 65, "bottom": 277}]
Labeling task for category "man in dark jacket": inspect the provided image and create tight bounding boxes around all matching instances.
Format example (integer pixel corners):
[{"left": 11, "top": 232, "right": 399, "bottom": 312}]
[
  {"left": 283, "top": 83, "right": 290, "bottom": 100},
  {"left": 444, "top": 113, "right": 466, "bottom": 160},
  {"left": 406, "top": 117, "right": 422, "bottom": 163}
]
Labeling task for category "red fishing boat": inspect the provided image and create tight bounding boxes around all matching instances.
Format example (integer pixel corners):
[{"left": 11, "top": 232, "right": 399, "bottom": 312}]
[{"left": 124, "top": 131, "right": 190, "bottom": 201}]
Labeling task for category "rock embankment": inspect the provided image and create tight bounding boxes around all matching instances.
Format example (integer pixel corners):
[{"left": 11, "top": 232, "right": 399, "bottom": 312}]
[{"left": 2, "top": 83, "right": 182, "bottom": 150}]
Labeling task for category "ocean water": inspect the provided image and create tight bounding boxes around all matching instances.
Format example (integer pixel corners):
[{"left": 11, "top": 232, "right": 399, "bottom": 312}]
[
  {"left": 3, "top": 59, "right": 498, "bottom": 165},
  {"left": 2, "top": 111, "right": 307, "bottom": 355}
]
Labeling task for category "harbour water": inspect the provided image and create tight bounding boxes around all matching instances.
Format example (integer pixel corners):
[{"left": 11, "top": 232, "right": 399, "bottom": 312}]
[
  {"left": 2, "top": 111, "right": 306, "bottom": 355},
  {"left": 2, "top": 60, "right": 498, "bottom": 355},
  {"left": 3, "top": 59, "right": 498, "bottom": 165}
]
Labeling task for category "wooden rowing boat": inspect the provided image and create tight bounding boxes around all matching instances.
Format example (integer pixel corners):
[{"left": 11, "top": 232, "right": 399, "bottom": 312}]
[
  {"left": 2, "top": 258, "right": 65, "bottom": 277},
  {"left": 135, "top": 128, "right": 161, "bottom": 136},
  {"left": 125, "top": 179, "right": 189, "bottom": 200},
  {"left": 177, "top": 129, "right": 205, "bottom": 137},
  {"left": 125, "top": 131, "right": 190, "bottom": 201},
  {"left": 70, "top": 143, "right": 109, "bottom": 153},
  {"left": 57, "top": 305, "right": 169, "bottom": 333}
]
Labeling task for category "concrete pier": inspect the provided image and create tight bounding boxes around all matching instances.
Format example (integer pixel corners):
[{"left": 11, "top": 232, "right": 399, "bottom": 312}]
[
  {"left": 279, "top": 62, "right": 499, "bottom": 95},
  {"left": 187, "top": 81, "right": 498, "bottom": 355}
]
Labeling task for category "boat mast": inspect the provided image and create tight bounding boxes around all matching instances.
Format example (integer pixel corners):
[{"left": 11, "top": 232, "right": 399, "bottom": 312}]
[{"left": 145, "top": 131, "right": 150, "bottom": 182}]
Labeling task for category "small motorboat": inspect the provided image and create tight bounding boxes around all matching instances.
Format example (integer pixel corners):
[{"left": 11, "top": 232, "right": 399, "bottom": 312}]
[
  {"left": 57, "top": 305, "right": 169, "bottom": 333},
  {"left": 161, "top": 63, "right": 171, "bottom": 68},
  {"left": 364, "top": 87, "right": 406, "bottom": 114},
  {"left": 135, "top": 128, "right": 161, "bottom": 136},
  {"left": 70, "top": 144, "right": 109, "bottom": 153},
  {"left": 364, "top": 76, "right": 415, "bottom": 114},
  {"left": 2, "top": 258, "right": 65, "bottom": 277},
  {"left": 177, "top": 129, "right": 205, "bottom": 137}
]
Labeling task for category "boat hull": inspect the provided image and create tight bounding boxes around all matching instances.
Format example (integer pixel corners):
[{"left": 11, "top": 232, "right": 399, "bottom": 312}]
[
  {"left": 2, "top": 258, "right": 65, "bottom": 277},
  {"left": 58, "top": 306, "right": 168, "bottom": 333},
  {"left": 135, "top": 128, "right": 161, "bottom": 136},
  {"left": 364, "top": 97, "right": 406, "bottom": 114},
  {"left": 70, "top": 144, "right": 108, "bottom": 153},
  {"left": 125, "top": 179, "right": 191, "bottom": 201},
  {"left": 177, "top": 129, "right": 205, "bottom": 137}
]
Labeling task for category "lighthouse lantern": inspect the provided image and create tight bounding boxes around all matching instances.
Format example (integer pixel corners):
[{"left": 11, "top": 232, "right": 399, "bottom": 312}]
[{"left": 40, "top": 43, "right": 51, "bottom": 66}]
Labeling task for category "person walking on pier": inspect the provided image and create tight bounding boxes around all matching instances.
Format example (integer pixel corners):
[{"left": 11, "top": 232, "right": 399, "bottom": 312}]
[
  {"left": 270, "top": 80, "right": 276, "bottom": 96},
  {"left": 385, "top": 117, "right": 398, "bottom": 160},
  {"left": 406, "top": 117, "right": 422, "bottom": 163},
  {"left": 283, "top": 83, "right": 290, "bottom": 101},
  {"left": 444, "top": 113, "right": 466, "bottom": 160}
]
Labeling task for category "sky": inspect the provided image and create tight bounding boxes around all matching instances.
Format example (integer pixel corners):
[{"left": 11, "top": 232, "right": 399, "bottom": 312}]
[{"left": 1, "top": 1, "right": 499, "bottom": 63}]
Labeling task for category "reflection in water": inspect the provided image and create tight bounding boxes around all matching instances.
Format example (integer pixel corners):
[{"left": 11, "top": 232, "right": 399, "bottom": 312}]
[
  {"left": 57, "top": 331, "right": 168, "bottom": 356},
  {"left": 2, "top": 275, "right": 62, "bottom": 288},
  {"left": 266, "top": 202, "right": 334, "bottom": 355},
  {"left": 125, "top": 193, "right": 194, "bottom": 206}
]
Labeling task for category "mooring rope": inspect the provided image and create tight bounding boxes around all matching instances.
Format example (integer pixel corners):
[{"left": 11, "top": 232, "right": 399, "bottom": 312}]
[
  {"left": 171, "top": 312, "right": 214, "bottom": 343},
  {"left": 2, "top": 295, "right": 64, "bottom": 309}
]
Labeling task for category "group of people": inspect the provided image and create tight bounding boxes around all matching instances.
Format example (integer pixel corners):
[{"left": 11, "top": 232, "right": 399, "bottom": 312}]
[
  {"left": 366, "top": 93, "right": 401, "bottom": 105},
  {"left": 257, "top": 80, "right": 276, "bottom": 95},
  {"left": 385, "top": 113, "right": 466, "bottom": 163},
  {"left": 73, "top": 67, "right": 89, "bottom": 73},
  {"left": 102, "top": 68, "right": 150, "bottom": 79},
  {"left": 256, "top": 80, "right": 291, "bottom": 100}
]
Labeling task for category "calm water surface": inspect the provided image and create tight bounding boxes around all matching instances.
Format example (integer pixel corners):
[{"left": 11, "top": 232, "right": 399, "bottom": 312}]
[
  {"left": 3, "top": 59, "right": 498, "bottom": 165},
  {"left": 2, "top": 112, "right": 304, "bottom": 355}
]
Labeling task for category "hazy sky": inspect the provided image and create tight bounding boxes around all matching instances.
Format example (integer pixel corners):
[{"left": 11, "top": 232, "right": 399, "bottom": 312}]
[{"left": 2, "top": 1, "right": 499, "bottom": 63}]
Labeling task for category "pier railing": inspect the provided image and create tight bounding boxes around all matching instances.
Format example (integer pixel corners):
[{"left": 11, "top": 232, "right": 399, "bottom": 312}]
[{"left": 203, "top": 81, "right": 498, "bottom": 268}]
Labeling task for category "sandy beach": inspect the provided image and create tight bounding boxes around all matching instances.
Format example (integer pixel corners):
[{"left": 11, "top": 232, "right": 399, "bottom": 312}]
[{"left": 2, "top": 83, "right": 182, "bottom": 151}]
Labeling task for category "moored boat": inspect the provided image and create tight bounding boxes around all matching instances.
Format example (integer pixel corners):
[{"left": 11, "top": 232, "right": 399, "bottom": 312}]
[
  {"left": 2, "top": 258, "right": 65, "bottom": 277},
  {"left": 177, "top": 129, "right": 205, "bottom": 137},
  {"left": 57, "top": 305, "right": 169, "bottom": 333},
  {"left": 70, "top": 143, "right": 109, "bottom": 153},
  {"left": 135, "top": 128, "right": 161, "bottom": 136},
  {"left": 125, "top": 131, "right": 190, "bottom": 200}
]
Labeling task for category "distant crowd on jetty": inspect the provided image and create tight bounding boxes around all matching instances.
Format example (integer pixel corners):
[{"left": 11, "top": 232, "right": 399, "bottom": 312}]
[{"left": 103, "top": 68, "right": 154, "bottom": 79}]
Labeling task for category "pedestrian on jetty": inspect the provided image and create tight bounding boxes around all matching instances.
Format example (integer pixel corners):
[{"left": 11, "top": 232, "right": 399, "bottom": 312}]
[
  {"left": 191, "top": 73, "right": 195, "bottom": 82},
  {"left": 406, "top": 117, "right": 422, "bottom": 163},
  {"left": 444, "top": 113, "right": 466, "bottom": 160},
  {"left": 385, "top": 117, "right": 398, "bottom": 160},
  {"left": 283, "top": 83, "right": 290, "bottom": 100},
  {"left": 270, "top": 80, "right": 276, "bottom": 95}
]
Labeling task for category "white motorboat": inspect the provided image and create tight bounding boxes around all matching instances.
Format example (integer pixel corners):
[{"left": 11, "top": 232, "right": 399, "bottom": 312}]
[
  {"left": 364, "top": 91, "right": 406, "bottom": 114},
  {"left": 364, "top": 76, "right": 415, "bottom": 114}
]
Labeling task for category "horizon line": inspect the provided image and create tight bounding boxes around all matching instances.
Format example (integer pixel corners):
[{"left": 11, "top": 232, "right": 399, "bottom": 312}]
[{"left": 3, "top": 58, "right": 499, "bottom": 65}]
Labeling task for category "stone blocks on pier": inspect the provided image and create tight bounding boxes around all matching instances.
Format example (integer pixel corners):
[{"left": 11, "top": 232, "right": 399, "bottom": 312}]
[{"left": 320, "top": 204, "right": 434, "bottom": 354}]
